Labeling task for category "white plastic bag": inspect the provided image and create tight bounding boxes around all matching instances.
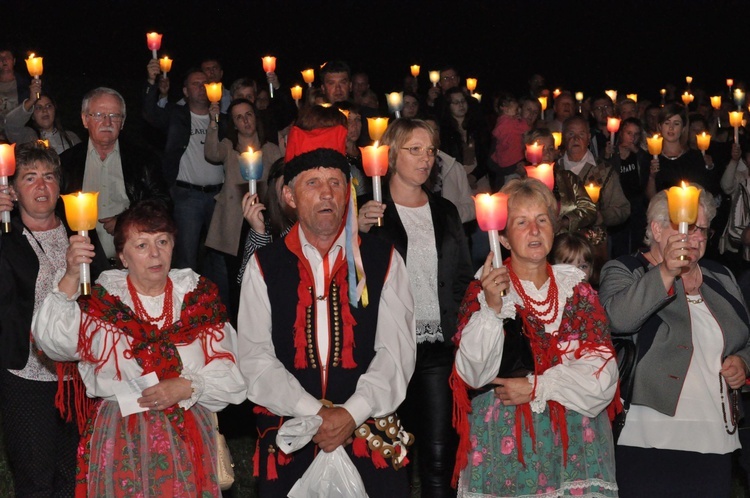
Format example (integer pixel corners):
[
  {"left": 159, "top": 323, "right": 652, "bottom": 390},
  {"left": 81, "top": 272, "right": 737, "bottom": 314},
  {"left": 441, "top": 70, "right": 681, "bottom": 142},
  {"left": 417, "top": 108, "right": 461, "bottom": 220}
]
[{"left": 277, "top": 416, "right": 368, "bottom": 498}]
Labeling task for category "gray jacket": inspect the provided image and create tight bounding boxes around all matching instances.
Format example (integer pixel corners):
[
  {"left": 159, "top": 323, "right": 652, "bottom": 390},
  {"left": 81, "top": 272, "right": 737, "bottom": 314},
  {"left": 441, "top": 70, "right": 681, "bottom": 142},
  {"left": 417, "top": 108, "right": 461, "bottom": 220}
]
[{"left": 599, "top": 253, "right": 750, "bottom": 416}]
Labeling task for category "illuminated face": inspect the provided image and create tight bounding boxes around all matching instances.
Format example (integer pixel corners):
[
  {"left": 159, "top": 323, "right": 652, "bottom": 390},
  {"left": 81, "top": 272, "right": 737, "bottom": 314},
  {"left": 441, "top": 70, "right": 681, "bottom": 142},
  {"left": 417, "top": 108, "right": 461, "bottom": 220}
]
[
  {"left": 200, "top": 60, "right": 223, "bottom": 83},
  {"left": 284, "top": 167, "right": 348, "bottom": 247},
  {"left": 439, "top": 69, "right": 459, "bottom": 91},
  {"left": 448, "top": 93, "right": 468, "bottom": 119},
  {"left": 554, "top": 95, "right": 575, "bottom": 121},
  {"left": 591, "top": 98, "right": 613, "bottom": 125},
  {"left": 619, "top": 123, "right": 641, "bottom": 149},
  {"left": 322, "top": 72, "right": 351, "bottom": 103},
  {"left": 231, "top": 102, "right": 257, "bottom": 138},
  {"left": 232, "top": 85, "right": 256, "bottom": 104},
  {"left": 82, "top": 93, "right": 124, "bottom": 149},
  {"left": 659, "top": 114, "right": 684, "bottom": 143},
  {"left": 501, "top": 199, "right": 555, "bottom": 267},
  {"left": 402, "top": 95, "right": 419, "bottom": 119},
  {"left": 521, "top": 100, "right": 541, "bottom": 128},
  {"left": 563, "top": 121, "right": 591, "bottom": 162},
  {"left": 32, "top": 96, "right": 56, "bottom": 131},
  {"left": 183, "top": 71, "right": 209, "bottom": 106},
  {"left": 119, "top": 231, "right": 174, "bottom": 292},
  {"left": 393, "top": 128, "right": 435, "bottom": 189},
  {"left": 13, "top": 161, "right": 59, "bottom": 221}
]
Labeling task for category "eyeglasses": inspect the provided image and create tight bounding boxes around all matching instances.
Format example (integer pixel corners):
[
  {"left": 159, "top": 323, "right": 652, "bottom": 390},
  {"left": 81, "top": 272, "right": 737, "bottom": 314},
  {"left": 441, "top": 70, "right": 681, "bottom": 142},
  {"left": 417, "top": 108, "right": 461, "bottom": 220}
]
[
  {"left": 34, "top": 103, "right": 54, "bottom": 111},
  {"left": 670, "top": 223, "right": 711, "bottom": 237},
  {"left": 402, "top": 146, "right": 437, "bottom": 157},
  {"left": 87, "top": 112, "right": 124, "bottom": 123}
]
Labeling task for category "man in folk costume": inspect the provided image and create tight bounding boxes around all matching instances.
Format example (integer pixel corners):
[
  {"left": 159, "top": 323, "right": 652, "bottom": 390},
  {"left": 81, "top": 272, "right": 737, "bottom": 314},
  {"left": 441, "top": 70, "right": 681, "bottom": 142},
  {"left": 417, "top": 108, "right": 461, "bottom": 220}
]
[{"left": 238, "top": 123, "right": 417, "bottom": 497}]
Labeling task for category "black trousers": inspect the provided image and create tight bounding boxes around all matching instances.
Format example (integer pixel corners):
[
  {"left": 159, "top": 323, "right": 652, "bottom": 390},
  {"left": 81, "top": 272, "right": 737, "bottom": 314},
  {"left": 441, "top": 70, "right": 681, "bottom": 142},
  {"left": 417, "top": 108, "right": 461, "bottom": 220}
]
[
  {"left": 399, "top": 342, "right": 458, "bottom": 498},
  {"left": 0, "top": 369, "right": 79, "bottom": 498}
]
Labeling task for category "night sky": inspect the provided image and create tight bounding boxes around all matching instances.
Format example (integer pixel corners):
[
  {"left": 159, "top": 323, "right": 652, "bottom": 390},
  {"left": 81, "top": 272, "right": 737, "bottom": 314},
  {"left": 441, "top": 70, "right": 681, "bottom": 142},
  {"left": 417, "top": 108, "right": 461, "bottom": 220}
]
[{"left": 2, "top": 0, "right": 749, "bottom": 137}]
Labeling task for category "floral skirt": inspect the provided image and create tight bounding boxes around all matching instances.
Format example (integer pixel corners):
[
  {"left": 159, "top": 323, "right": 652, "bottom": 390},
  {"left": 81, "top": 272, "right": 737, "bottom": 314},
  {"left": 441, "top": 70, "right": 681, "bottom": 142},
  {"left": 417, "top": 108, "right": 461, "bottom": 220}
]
[
  {"left": 76, "top": 400, "right": 219, "bottom": 497},
  {"left": 458, "top": 392, "right": 618, "bottom": 498}
]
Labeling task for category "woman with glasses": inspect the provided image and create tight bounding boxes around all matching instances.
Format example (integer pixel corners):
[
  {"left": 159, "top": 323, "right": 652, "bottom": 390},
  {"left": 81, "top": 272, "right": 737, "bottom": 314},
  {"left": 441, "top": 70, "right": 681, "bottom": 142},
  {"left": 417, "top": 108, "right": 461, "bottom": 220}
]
[
  {"left": 4, "top": 82, "right": 80, "bottom": 153},
  {"left": 599, "top": 185, "right": 750, "bottom": 497},
  {"left": 359, "top": 118, "right": 473, "bottom": 497}
]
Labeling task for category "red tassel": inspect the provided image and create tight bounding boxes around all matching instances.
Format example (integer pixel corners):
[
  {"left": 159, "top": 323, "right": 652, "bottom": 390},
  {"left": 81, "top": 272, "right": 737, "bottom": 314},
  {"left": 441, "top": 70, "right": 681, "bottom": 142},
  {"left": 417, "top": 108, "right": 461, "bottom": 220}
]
[
  {"left": 252, "top": 440, "right": 260, "bottom": 477},
  {"left": 337, "top": 270, "right": 358, "bottom": 369},
  {"left": 371, "top": 449, "right": 388, "bottom": 469},
  {"left": 267, "top": 447, "right": 278, "bottom": 480},
  {"left": 353, "top": 436, "right": 370, "bottom": 458},
  {"left": 277, "top": 449, "right": 292, "bottom": 466},
  {"left": 293, "top": 261, "right": 314, "bottom": 369},
  {"left": 450, "top": 366, "right": 473, "bottom": 488},
  {"left": 401, "top": 456, "right": 410, "bottom": 467}
]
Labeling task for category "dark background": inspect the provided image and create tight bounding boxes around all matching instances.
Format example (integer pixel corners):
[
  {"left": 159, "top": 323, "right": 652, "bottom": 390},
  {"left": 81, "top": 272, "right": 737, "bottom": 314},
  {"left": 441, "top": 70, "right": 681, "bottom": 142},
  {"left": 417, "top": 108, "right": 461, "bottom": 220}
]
[{"left": 2, "top": 0, "right": 749, "bottom": 136}]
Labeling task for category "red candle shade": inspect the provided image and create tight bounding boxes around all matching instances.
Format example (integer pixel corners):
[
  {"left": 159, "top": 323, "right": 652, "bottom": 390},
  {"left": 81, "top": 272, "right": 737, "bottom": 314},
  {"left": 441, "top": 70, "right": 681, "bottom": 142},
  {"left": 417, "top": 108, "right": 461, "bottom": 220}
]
[
  {"left": 525, "top": 163, "right": 555, "bottom": 191},
  {"left": 0, "top": 143, "right": 16, "bottom": 177},
  {"left": 606, "top": 117, "right": 621, "bottom": 134},
  {"left": 526, "top": 141, "right": 543, "bottom": 165},
  {"left": 474, "top": 193, "right": 509, "bottom": 231},
  {"left": 360, "top": 144, "right": 390, "bottom": 177},
  {"left": 146, "top": 32, "right": 162, "bottom": 51}
]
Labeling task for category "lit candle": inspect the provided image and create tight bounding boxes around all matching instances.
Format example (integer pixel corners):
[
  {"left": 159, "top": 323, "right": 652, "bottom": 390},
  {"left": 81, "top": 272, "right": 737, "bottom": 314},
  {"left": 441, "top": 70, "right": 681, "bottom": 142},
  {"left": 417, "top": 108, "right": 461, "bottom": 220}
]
[
  {"left": 159, "top": 56, "right": 172, "bottom": 77},
  {"left": 204, "top": 82, "right": 223, "bottom": 122},
  {"left": 729, "top": 111, "right": 743, "bottom": 144},
  {"left": 301, "top": 68, "right": 315, "bottom": 87},
  {"left": 686, "top": 76, "right": 693, "bottom": 85},
  {"left": 575, "top": 91, "right": 584, "bottom": 102},
  {"left": 607, "top": 117, "right": 621, "bottom": 145},
  {"left": 727, "top": 78, "right": 734, "bottom": 93},
  {"left": 526, "top": 141, "right": 543, "bottom": 165},
  {"left": 291, "top": 85, "right": 303, "bottom": 107},
  {"left": 25, "top": 54, "right": 43, "bottom": 99},
  {"left": 553, "top": 88, "right": 561, "bottom": 99},
  {"left": 465, "top": 78, "right": 477, "bottom": 93},
  {"left": 710, "top": 96, "right": 722, "bottom": 109},
  {"left": 386, "top": 91, "right": 404, "bottom": 118},
  {"left": 61, "top": 192, "right": 99, "bottom": 295},
  {"left": 525, "top": 163, "right": 555, "bottom": 191},
  {"left": 681, "top": 92, "right": 691, "bottom": 106},
  {"left": 734, "top": 88, "right": 745, "bottom": 109},
  {"left": 360, "top": 143, "right": 390, "bottom": 226},
  {"left": 262, "top": 56, "right": 276, "bottom": 98},
  {"left": 338, "top": 108, "right": 349, "bottom": 120},
  {"left": 429, "top": 71, "right": 440, "bottom": 87},
  {"left": 367, "top": 117, "right": 389, "bottom": 142},
  {"left": 410, "top": 65, "right": 420, "bottom": 78},
  {"left": 626, "top": 93, "right": 638, "bottom": 103},
  {"left": 666, "top": 182, "right": 700, "bottom": 243},
  {"left": 146, "top": 32, "right": 162, "bottom": 59},
  {"left": 605, "top": 89, "right": 618, "bottom": 103},
  {"left": 0, "top": 143, "right": 16, "bottom": 233},
  {"left": 538, "top": 96, "right": 547, "bottom": 120},
  {"left": 696, "top": 132, "right": 711, "bottom": 156},
  {"left": 646, "top": 134, "right": 663, "bottom": 159},
  {"left": 239, "top": 147, "right": 264, "bottom": 197},
  {"left": 584, "top": 183, "right": 601, "bottom": 203},
  {"left": 471, "top": 92, "right": 482, "bottom": 103},
  {"left": 551, "top": 132, "right": 562, "bottom": 149},
  {"left": 473, "top": 192, "right": 509, "bottom": 272},
  {"left": 660, "top": 88, "right": 666, "bottom": 106}
]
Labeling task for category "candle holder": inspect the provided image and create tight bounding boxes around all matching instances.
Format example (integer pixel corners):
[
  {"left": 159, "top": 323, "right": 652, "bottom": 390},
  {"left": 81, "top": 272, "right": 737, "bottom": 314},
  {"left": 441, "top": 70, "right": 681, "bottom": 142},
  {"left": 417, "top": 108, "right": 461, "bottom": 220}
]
[
  {"left": 607, "top": 117, "right": 621, "bottom": 146},
  {"left": 204, "top": 82, "right": 223, "bottom": 122},
  {"left": 429, "top": 71, "right": 440, "bottom": 87},
  {"left": 386, "top": 92, "right": 403, "bottom": 118},
  {"left": 538, "top": 96, "right": 547, "bottom": 120},
  {"left": 25, "top": 54, "right": 43, "bottom": 99},
  {"left": 473, "top": 193, "right": 509, "bottom": 295},
  {"left": 666, "top": 183, "right": 700, "bottom": 260},
  {"left": 525, "top": 163, "right": 555, "bottom": 191},
  {"left": 61, "top": 192, "right": 99, "bottom": 295},
  {"left": 711, "top": 96, "right": 722, "bottom": 128},
  {"left": 291, "top": 85, "right": 303, "bottom": 108},
  {"left": 239, "top": 147, "right": 263, "bottom": 199},
  {"left": 159, "top": 56, "right": 173, "bottom": 78},
  {"left": 0, "top": 143, "right": 16, "bottom": 233},
  {"left": 729, "top": 111, "right": 743, "bottom": 144},
  {"left": 696, "top": 132, "right": 711, "bottom": 157},
  {"left": 301, "top": 69, "right": 315, "bottom": 87},
  {"left": 360, "top": 144, "right": 390, "bottom": 227},
  {"left": 367, "top": 117, "right": 389, "bottom": 143},
  {"left": 146, "top": 32, "right": 162, "bottom": 59},
  {"left": 647, "top": 134, "right": 663, "bottom": 160},
  {"left": 575, "top": 92, "right": 584, "bottom": 114},
  {"left": 410, "top": 65, "right": 420, "bottom": 78},
  {"left": 262, "top": 56, "right": 277, "bottom": 98},
  {"left": 584, "top": 183, "right": 601, "bottom": 203},
  {"left": 466, "top": 78, "right": 477, "bottom": 93}
]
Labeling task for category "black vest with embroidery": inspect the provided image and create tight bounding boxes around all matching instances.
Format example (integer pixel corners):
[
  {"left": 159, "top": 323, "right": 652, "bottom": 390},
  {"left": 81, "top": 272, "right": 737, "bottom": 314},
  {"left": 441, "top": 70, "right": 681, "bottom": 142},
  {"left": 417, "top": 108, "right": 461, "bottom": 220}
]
[{"left": 256, "top": 232, "right": 393, "bottom": 403}]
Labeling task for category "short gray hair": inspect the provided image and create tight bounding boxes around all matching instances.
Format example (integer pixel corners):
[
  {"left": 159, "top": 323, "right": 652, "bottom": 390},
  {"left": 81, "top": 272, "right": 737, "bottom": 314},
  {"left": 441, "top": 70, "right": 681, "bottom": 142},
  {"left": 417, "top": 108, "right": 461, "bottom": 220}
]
[
  {"left": 644, "top": 184, "right": 716, "bottom": 246},
  {"left": 81, "top": 87, "right": 126, "bottom": 117}
]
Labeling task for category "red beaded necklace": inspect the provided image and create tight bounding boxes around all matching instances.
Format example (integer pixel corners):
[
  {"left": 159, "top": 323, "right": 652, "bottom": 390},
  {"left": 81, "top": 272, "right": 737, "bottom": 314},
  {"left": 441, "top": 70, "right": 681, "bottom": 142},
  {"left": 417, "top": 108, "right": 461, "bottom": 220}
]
[
  {"left": 507, "top": 263, "right": 559, "bottom": 325},
  {"left": 127, "top": 276, "right": 174, "bottom": 325}
]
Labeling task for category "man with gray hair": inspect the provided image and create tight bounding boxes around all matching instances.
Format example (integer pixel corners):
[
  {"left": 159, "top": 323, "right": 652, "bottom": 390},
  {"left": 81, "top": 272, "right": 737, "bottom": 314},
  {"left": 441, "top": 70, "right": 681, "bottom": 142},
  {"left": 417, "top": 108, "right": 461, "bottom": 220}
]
[{"left": 60, "top": 87, "right": 169, "bottom": 260}]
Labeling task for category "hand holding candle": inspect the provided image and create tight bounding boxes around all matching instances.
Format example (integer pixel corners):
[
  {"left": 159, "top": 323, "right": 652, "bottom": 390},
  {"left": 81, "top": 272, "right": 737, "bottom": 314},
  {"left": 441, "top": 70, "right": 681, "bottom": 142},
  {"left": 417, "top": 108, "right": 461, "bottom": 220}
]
[
  {"left": 146, "top": 32, "right": 162, "bottom": 59},
  {"left": 360, "top": 143, "right": 390, "bottom": 226},
  {"left": 666, "top": 182, "right": 700, "bottom": 259},
  {"left": 61, "top": 192, "right": 99, "bottom": 295},
  {"left": 473, "top": 192, "right": 509, "bottom": 274},
  {"left": 239, "top": 147, "right": 264, "bottom": 197},
  {"left": 0, "top": 143, "right": 16, "bottom": 233},
  {"left": 262, "top": 56, "right": 276, "bottom": 98},
  {"left": 729, "top": 111, "right": 743, "bottom": 144},
  {"left": 25, "top": 54, "right": 43, "bottom": 98}
]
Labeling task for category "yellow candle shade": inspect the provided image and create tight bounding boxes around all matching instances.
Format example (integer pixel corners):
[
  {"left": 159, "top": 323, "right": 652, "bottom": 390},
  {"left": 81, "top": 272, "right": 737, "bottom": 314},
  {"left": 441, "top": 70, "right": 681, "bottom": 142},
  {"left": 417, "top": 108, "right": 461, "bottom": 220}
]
[
  {"left": 605, "top": 89, "right": 617, "bottom": 102},
  {"left": 729, "top": 111, "right": 744, "bottom": 128},
  {"left": 146, "top": 32, "right": 162, "bottom": 51},
  {"left": 25, "top": 54, "right": 43, "bottom": 77},
  {"left": 61, "top": 192, "right": 99, "bottom": 231},
  {"left": 204, "top": 82, "right": 223, "bottom": 103},
  {"left": 301, "top": 69, "right": 315, "bottom": 84},
  {"left": 0, "top": 143, "right": 16, "bottom": 177},
  {"left": 429, "top": 71, "right": 440, "bottom": 85},
  {"left": 584, "top": 183, "right": 601, "bottom": 203},
  {"left": 710, "top": 96, "right": 722, "bottom": 109},
  {"left": 646, "top": 134, "right": 663, "bottom": 156},
  {"left": 367, "top": 117, "right": 389, "bottom": 142},
  {"left": 466, "top": 78, "right": 477, "bottom": 92},
  {"left": 552, "top": 132, "right": 562, "bottom": 149},
  {"left": 159, "top": 56, "right": 173, "bottom": 73},
  {"left": 471, "top": 92, "right": 482, "bottom": 103},
  {"left": 290, "top": 85, "right": 303, "bottom": 101},
  {"left": 538, "top": 96, "right": 547, "bottom": 111},
  {"left": 626, "top": 93, "right": 638, "bottom": 103},
  {"left": 686, "top": 76, "right": 693, "bottom": 84},
  {"left": 660, "top": 88, "right": 666, "bottom": 96},
  {"left": 696, "top": 132, "right": 711, "bottom": 152},
  {"left": 262, "top": 56, "right": 276, "bottom": 73},
  {"left": 666, "top": 183, "right": 700, "bottom": 225},
  {"left": 338, "top": 108, "right": 349, "bottom": 119},
  {"left": 410, "top": 65, "right": 420, "bottom": 78},
  {"left": 575, "top": 92, "right": 584, "bottom": 102}
]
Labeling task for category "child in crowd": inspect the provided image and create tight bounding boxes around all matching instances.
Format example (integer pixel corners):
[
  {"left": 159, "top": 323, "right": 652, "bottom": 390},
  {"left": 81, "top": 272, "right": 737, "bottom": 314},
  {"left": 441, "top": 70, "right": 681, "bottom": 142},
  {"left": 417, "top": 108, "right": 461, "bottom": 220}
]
[
  {"left": 489, "top": 92, "right": 529, "bottom": 190},
  {"left": 551, "top": 231, "right": 596, "bottom": 286}
]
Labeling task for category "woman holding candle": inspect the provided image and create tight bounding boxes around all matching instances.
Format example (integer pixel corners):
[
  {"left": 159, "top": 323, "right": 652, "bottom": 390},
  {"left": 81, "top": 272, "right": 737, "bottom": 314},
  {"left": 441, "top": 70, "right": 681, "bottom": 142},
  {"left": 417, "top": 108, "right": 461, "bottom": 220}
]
[
  {"left": 0, "top": 142, "right": 108, "bottom": 496},
  {"left": 32, "top": 199, "right": 247, "bottom": 496},
  {"left": 358, "top": 118, "right": 473, "bottom": 497},
  {"left": 4, "top": 89, "right": 80, "bottom": 153},
  {"left": 204, "top": 98, "right": 281, "bottom": 313},
  {"left": 452, "top": 177, "right": 619, "bottom": 497},
  {"left": 599, "top": 187, "right": 750, "bottom": 497}
]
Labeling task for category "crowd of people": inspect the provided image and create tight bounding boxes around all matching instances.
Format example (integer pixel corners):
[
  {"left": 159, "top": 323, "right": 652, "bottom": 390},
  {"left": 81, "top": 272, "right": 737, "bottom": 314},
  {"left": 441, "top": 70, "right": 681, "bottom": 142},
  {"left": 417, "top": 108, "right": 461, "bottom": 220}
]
[{"left": 1, "top": 43, "right": 750, "bottom": 497}]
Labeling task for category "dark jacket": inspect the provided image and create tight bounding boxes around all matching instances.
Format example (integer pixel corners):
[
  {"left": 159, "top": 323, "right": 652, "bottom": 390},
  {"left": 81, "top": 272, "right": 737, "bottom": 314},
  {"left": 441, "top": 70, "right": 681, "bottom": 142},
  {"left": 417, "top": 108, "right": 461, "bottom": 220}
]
[
  {"left": 0, "top": 212, "right": 109, "bottom": 370},
  {"left": 361, "top": 186, "right": 473, "bottom": 346}
]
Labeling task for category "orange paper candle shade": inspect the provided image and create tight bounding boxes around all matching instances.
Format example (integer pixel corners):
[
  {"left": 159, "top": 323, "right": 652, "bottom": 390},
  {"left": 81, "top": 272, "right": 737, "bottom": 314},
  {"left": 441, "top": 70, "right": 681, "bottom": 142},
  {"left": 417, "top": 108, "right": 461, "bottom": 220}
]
[
  {"left": 204, "top": 82, "right": 223, "bottom": 103},
  {"left": 262, "top": 56, "right": 276, "bottom": 73},
  {"left": 25, "top": 54, "right": 43, "bottom": 77},
  {"left": 474, "top": 192, "right": 509, "bottom": 231},
  {"left": 606, "top": 117, "right": 621, "bottom": 134},
  {"left": 552, "top": 132, "right": 562, "bottom": 149},
  {"left": 681, "top": 92, "right": 691, "bottom": 105},
  {"left": 584, "top": 183, "right": 601, "bottom": 203},
  {"left": 410, "top": 65, "right": 420, "bottom": 78},
  {"left": 0, "top": 143, "right": 16, "bottom": 177},
  {"left": 146, "top": 32, "right": 162, "bottom": 51},
  {"left": 696, "top": 132, "right": 711, "bottom": 152},
  {"left": 729, "top": 111, "right": 744, "bottom": 128},
  {"left": 159, "top": 56, "right": 173, "bottom": 73},
  {"left": 538, "top": 96, "right": 548, "bottom": 111},
  {"left": 466, "top": 78, "right": 477, "bottom": 92},
  {"left": 553, "top": 88, "right": 562, "bottom": 99},
  {"left": 290, "top": 85, "right": 303, "bottom": 101},
  {"left": 666, "top": 183, "right": 700, "bottom": 225},
  {"left": 686, "top": 76, "right": 693, "bottom": 84},
  {"left": 526, "top": 141, "right": 543, "bottom": 165},
  {"left": 360, "top": 144, "right": 390, "bottom": 177},
  {"left": 525, "top": 163, "right": 555, "bottom": 191},
  {"left": 338, "top": 109, "right": 349, "bottom": 119},
  {"left": 301, "top": 69, "right": 315, "bottom": 84},
  {"left": 727, "top": 79, "right": 734, "bottom": 87},
  {"left": 710, "top": 96, "right": 722, "bottom": 109},
  {"left": 61, "top": 192, "right": 99, "bottom": 231},
  {"left": 367, "top": 117, "right": 389, "bottom": 142},
  {"left": 646, "top": 134, "right": 663, "bottom": 156},
  {"left": 626, "top": 93, "right": 638, "bottom": 103}
]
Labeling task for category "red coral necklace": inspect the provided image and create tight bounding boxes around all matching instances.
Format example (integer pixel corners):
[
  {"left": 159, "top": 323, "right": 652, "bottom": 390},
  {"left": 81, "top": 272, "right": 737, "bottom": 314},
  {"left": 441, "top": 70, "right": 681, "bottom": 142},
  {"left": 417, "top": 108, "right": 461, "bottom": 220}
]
[
  {"left": 507, "top": 263, "right": 559, "bottom": 324},
  {"left": 127, "top": 276, "right": 174, "bottom": 325}
]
